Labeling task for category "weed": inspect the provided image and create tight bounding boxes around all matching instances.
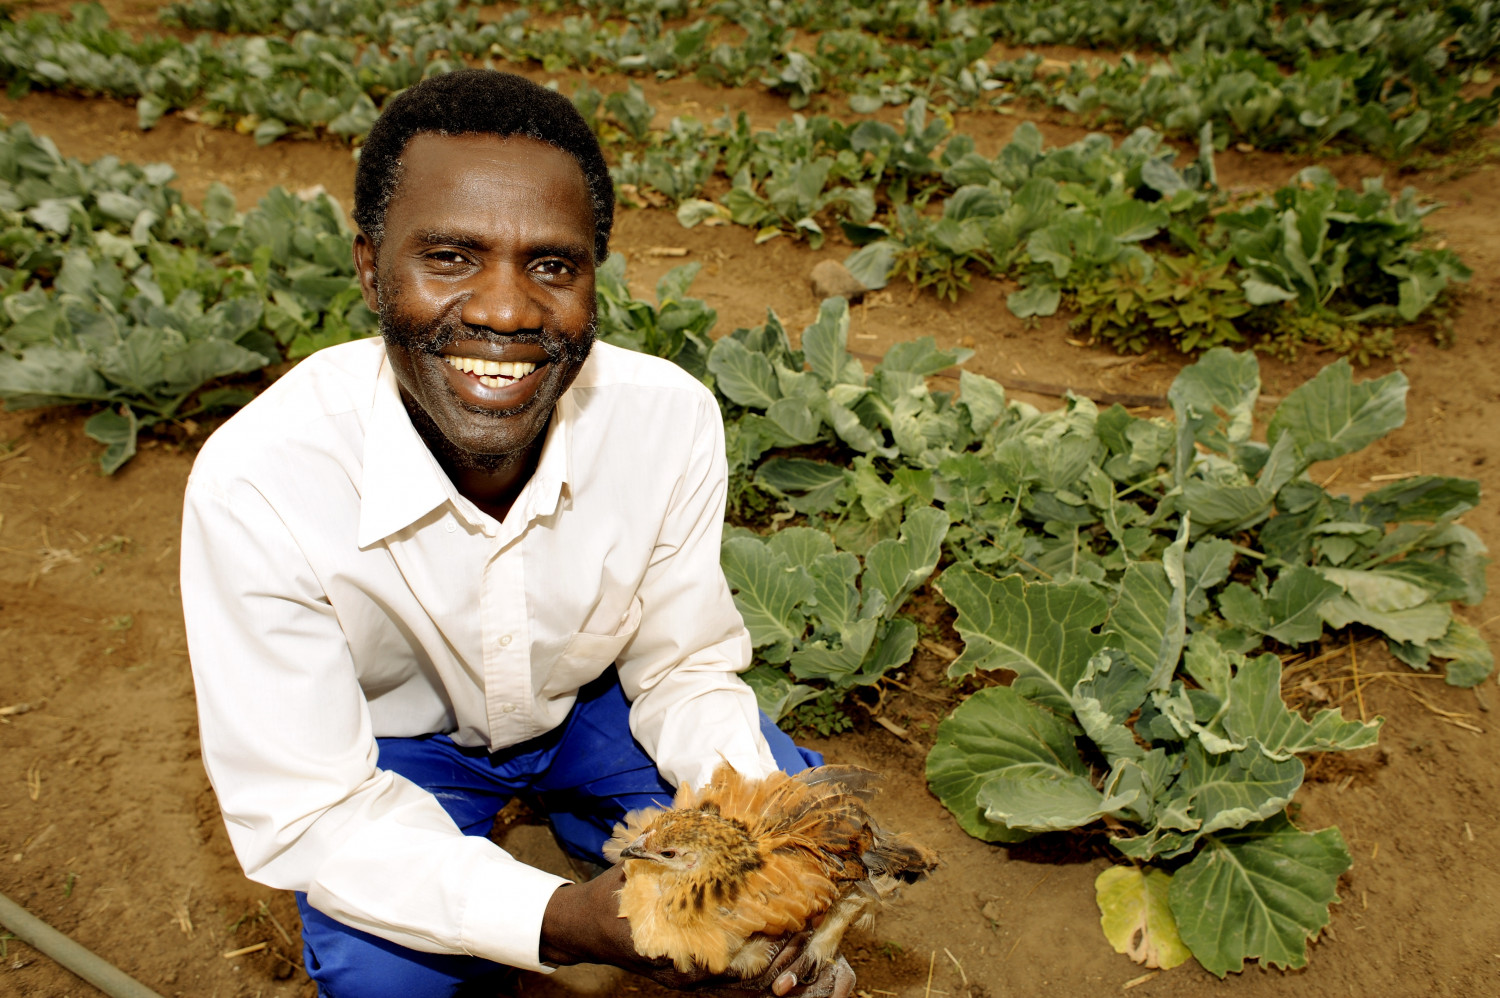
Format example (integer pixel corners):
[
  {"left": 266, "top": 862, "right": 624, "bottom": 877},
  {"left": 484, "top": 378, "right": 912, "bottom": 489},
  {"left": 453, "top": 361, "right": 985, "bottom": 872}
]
[
  {"left": 92, "top": 535, "right": 132, "bottom": 555},
  {"left": 1071, "top": 256, "right": 1250, "bottom": 354},
  {"left": 786, "top": 694, "right": 854, "bottom": 738}
]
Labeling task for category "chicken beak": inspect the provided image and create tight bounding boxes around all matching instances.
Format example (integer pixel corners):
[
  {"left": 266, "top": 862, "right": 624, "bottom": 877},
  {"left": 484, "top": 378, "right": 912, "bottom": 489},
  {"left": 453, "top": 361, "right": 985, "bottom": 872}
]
[{"left": 618, "top": 834, "right": 653, "bottom": 861}]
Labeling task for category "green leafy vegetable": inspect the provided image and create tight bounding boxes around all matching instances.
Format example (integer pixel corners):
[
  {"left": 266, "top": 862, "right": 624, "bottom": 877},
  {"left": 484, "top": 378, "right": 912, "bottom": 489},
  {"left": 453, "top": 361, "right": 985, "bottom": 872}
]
[
  {"left": 1170, "top": 815, "right": 1351, "bottom": 976},
  {"left": 0, "top": 119, "right": 372, "bottom": 469}
]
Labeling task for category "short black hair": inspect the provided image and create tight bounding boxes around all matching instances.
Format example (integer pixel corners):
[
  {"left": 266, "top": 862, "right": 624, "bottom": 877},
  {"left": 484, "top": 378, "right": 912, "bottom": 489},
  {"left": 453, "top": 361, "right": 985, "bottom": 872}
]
[{"left": 353, "top": 69, "right": 614, "bottom": 263}]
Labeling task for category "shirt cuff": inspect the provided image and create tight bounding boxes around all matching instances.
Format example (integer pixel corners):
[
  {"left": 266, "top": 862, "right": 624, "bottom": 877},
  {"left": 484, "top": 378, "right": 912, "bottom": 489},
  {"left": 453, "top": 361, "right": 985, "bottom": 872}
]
[
  {"left": 681, "top": 745, "right": 778, "bottom": 789},
  {"left": 460, "top": 858, "right": 572, "bottom": 972}
]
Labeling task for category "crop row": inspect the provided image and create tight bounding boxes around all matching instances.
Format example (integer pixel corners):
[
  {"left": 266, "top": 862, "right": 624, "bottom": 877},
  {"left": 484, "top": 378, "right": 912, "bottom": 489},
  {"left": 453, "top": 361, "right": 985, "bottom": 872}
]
[
  {"left": 612, "top": 91, "right": 1465, "bottom": 357},
  {"left": 0, "top": 5, "right": 1471, "bottom": 356},
  {"left": 153, "top": 0, "right": 1500, "bottom": 67},
  {"left": 161, "top": 0, "right": 1500, "bottom": 103},
  {"left": 0, "top": 1, "right": 1496, "bottom": 159}
]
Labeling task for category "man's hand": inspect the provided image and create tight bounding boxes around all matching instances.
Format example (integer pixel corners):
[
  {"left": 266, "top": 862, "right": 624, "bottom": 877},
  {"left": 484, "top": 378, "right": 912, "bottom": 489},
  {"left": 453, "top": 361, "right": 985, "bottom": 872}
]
[
  {"left": 737, "top": 941, "right": 855, "bottom": 998},
  {"left": 540, "top": 867, "right": 652, "bottom": 974},
  {"left": 539, "top": 867, "right": 855, "bottom": 997},
  {"left": 540, "top": 865, "right": 722, "bottom": 987}
]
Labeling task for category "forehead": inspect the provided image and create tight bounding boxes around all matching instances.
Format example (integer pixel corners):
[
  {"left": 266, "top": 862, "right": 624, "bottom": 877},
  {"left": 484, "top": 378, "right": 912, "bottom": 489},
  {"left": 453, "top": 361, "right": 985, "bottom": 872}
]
[{"left": 384, "top": 132, "right": 594, "bottom": 245}]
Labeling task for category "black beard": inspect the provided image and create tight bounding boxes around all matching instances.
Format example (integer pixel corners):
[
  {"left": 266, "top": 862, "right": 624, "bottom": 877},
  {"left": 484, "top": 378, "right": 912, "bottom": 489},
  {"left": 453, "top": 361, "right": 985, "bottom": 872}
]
[
  {"left": 376, "top": 288, "right": 597, "bottom": 475},
  {"left": 403, "top": 386, "right": 519, "bottom": 476}
]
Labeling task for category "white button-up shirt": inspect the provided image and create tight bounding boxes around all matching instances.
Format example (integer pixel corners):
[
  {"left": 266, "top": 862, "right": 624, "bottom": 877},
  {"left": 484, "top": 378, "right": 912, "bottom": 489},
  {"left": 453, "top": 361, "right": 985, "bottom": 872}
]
[{"left": 180, "top": 338, "right": 776, "bottom": 972}]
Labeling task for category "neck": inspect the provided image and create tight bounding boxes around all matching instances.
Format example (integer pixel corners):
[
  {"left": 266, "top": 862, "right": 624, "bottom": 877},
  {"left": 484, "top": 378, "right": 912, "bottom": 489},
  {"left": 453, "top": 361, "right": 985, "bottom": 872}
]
[
  {"left": 402, "top": 390, "right": 550, "bottom": 522},
  {"left": 446, "top": 448, "right": 543, "bottom": 522}
]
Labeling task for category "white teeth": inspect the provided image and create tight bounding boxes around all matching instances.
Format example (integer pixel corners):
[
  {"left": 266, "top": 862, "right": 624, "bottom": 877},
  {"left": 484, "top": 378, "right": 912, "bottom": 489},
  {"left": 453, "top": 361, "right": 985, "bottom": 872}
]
[{"left": 445, "top": 356, "right": 538, "bottom": 383}]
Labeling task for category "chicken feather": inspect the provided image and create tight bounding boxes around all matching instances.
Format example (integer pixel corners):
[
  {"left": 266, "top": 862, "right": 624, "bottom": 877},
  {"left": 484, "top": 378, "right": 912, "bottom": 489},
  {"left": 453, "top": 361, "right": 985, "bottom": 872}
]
[{"left": 603, "top": 763, "right": 937, "bottom": 977}]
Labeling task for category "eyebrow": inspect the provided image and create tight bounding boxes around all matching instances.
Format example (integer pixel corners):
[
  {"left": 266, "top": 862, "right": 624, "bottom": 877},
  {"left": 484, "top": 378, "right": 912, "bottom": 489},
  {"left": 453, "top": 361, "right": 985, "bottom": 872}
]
[
  {"left": 411, "top": 230, "right": 593, "bottom": 264},
  {"left": 412, "top": 229, "right": 486, "bottom": 252}
]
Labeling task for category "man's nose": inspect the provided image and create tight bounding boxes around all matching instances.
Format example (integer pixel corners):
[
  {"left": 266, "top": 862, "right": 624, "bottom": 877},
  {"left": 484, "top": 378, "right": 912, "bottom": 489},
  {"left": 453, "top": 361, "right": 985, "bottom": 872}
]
[{"left": 460, "top": 264, "right": 545, "bottom": 333}]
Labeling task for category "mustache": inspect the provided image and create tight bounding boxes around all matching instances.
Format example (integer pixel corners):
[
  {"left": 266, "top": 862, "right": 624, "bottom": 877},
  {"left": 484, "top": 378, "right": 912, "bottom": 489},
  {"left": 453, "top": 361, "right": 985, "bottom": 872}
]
[{"left": 377, "top": 294, "right": 597, "bottom": 365}]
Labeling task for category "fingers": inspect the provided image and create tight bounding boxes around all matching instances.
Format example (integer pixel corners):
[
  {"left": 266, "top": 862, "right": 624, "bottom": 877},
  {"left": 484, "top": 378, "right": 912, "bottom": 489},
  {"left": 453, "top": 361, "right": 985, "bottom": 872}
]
[
  {"left": 734, "top": 930, "right": 814, "bottom": 996},
  {"left": 764, "top": 931, "right": 809, "bottom": 977},
  {"left": 784, "top": 956, "right": 854, "bottom": 998},
  {"left": 767, "top": 932, "right": 813, "bottom": 996},
  {"left": 766, "top": 954, "right": 854, "bottom": 998},
  {"left": 674, "top": 951, "right": 854, "bottom": 998}
]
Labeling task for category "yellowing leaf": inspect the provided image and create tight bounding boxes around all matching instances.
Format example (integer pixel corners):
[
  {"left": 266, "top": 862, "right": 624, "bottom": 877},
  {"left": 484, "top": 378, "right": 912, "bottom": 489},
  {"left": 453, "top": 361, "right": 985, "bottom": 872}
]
[{"left": 1096, "top": 866, "right": 1192, "bottom": 970}]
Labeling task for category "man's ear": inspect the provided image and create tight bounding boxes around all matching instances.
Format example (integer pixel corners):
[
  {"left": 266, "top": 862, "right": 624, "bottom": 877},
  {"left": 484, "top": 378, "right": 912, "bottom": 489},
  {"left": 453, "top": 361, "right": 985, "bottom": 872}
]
[{"left": 352, "top": 232, "right": 380, "bottom": 314}]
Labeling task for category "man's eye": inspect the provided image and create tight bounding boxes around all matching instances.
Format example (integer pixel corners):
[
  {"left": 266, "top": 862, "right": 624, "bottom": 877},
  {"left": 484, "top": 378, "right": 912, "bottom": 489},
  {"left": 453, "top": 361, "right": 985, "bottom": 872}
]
[
  {"left": 426, "top": 251, "right": 469, "bottom": 266},
  {"left": 532, "top": 259, "right": 574, "bottom": 278}
]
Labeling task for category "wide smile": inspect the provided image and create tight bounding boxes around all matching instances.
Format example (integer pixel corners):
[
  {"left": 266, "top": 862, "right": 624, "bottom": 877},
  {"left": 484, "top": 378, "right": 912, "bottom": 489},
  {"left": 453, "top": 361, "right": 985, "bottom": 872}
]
[
  {"left": 438, "top": 349, "right": 550, "bottom": 407},
  {"left": 445, "top": 354, "right": 540, "bottom": 388}
]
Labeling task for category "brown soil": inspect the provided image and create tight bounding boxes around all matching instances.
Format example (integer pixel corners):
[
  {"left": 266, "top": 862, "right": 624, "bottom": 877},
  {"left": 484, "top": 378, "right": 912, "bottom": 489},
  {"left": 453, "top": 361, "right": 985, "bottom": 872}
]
[{"left": 2, "top": 36, "right": 1500, "bottom": 998}]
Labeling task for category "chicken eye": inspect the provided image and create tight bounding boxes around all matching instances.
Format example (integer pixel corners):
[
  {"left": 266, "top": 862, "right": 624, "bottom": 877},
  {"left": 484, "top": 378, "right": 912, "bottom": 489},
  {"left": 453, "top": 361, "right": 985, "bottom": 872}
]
[{"left": 660, "top": 849, "right": 678, "bottom": 859}]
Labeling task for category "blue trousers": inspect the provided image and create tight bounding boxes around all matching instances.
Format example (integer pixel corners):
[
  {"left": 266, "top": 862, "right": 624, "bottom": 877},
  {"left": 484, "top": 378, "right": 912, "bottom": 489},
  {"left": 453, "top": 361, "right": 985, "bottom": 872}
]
[{"left": 296, "top": 672, "right": 822, "bottom": 998}]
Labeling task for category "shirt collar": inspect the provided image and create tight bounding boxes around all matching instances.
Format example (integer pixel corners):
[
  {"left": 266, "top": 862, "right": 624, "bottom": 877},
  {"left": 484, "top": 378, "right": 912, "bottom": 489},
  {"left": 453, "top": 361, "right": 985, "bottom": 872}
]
[
  {"left": 356, "top": 351, "right": 576, "bottom": 548},
  {"left": 356, "top": 356, "right": 451, "bottom": 548},
  {"left": 503, "top": 384, "right": 573, "bottom": 538}
]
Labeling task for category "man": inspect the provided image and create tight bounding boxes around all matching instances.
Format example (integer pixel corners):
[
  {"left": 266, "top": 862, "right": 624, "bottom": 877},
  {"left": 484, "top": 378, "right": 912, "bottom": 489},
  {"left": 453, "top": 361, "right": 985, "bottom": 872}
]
[{"left": 181, "top": 69, "right": 852, "bottom": 998}]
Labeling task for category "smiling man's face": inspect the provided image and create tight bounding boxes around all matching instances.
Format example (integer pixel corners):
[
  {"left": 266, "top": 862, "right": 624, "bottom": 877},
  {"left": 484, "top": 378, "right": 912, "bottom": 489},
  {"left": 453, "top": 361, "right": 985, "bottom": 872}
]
[{"left": 354, "top": 132, "right": 597, "bottom": 474}]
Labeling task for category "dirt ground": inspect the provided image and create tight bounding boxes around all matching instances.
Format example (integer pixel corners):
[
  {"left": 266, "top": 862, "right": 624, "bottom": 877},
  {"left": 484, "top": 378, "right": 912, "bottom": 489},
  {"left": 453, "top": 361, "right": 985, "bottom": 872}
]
[{"left": 1, "top": 26, "right": 1499, "bottom": 998}]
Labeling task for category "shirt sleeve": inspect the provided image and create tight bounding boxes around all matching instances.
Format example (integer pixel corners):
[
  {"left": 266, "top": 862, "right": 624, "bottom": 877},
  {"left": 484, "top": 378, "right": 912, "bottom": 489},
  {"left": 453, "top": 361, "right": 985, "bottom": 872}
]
[
  {"left": 614, "top": 390, "right": 780, "bottom": 791},
  {"left": 180, "top": 472, "right": 568, "bottom": 971}
]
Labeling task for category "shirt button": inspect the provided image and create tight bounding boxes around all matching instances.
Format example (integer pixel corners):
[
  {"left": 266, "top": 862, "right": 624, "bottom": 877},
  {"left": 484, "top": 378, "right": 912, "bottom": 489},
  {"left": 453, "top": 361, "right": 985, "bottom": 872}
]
[
  {"left": 444, "top": 520, "right": 456, "bottom": 533},
  {"left": 501, "top": 703, "right": 517, "bottom": 714},
  {"left": 499, "top": 634, "right": 512, "bottom": 647}
]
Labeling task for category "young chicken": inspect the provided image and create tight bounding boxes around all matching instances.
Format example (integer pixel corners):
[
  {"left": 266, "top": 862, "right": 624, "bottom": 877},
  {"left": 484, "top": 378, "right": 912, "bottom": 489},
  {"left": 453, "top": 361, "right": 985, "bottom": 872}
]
[{"left": 602, "top": 763, "right": 937, "bottom": 978}]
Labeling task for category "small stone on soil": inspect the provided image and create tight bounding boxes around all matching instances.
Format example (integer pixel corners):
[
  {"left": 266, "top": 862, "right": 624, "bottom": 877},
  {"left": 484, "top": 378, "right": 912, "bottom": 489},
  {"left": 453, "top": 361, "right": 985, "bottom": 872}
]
[{"left": 810, "top": 260, "right": 870, "bottom": 302}]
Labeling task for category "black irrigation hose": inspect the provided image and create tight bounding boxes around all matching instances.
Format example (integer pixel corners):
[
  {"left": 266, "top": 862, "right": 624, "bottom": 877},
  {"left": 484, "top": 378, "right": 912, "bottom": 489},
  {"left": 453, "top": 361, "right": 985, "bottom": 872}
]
[{"left": 0, "top": 889, "right": 167, "bottom": 998}]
